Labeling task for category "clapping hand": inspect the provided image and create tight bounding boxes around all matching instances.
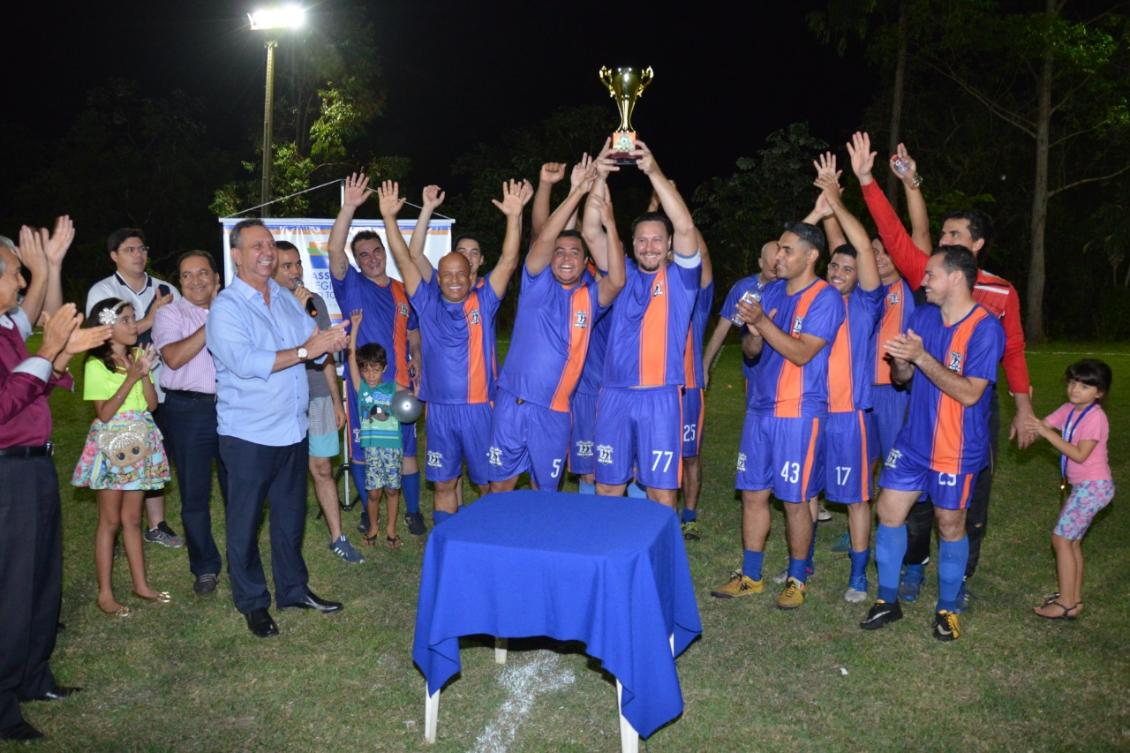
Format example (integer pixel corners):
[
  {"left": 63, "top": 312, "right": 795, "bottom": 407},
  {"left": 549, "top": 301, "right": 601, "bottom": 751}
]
[
  {"left": 884, "top": 329, "right": 925, "bottom": 364},
  {"left": 37, "top": 303, "right": 82, "bottom": 360},
  {"left": 44, "top": 215, "right": 75, "bottom": 267}
]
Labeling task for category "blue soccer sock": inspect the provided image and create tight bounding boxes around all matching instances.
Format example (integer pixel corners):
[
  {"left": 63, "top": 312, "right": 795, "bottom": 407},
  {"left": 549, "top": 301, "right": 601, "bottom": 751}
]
[
  {"left": 681, "top": 508, "right": 697, "bottom": 523},
  {"left": 627, "top": 481, "right": 648, "bottom": 499},
  {"left": 787, "top": 557, "right": 808, "bottom": 584},
  {"left": 875, "top": 523, "right": 907, "bottom": 603},
  {"left": 742, "top": 549, "right": 764, "bottom": 581},
  {"left": 936, "top": 536, "right": 969, "bottom": 612},
  {"left": 433, "top": 510, "right": 453, "bottom": 527},
  {"left": 350, "top": 461, "right": 368, "bottom": 516},
  {"left": 849, "top": 548, "right": 870, "bottom": 582},
  {"left": 578, "top": 479, "right": 596, "bottom": 495},
  {"left": 402, "top": 472, "right": 421, "bottom": 515}
]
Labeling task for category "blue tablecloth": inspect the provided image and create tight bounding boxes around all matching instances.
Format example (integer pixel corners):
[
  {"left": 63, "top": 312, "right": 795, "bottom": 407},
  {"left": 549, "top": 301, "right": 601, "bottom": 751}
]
[{"left": 412, "top": 491, "right": 702, "bottom": 739}]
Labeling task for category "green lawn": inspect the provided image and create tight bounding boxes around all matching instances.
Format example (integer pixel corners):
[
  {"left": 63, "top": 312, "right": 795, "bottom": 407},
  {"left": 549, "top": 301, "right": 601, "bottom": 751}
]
[{"left": 10, "top": 344, "right": 1129, "bottom": 752}]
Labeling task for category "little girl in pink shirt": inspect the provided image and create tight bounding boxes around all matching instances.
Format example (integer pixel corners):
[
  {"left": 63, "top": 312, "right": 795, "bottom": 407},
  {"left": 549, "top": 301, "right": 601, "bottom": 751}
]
[{"left": 1027, "top": 359, "right": 1114, "bottom": 620}]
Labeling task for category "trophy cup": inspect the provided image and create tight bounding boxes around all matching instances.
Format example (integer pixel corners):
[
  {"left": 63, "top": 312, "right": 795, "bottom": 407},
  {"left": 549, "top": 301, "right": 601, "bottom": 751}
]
[{"left": 598, "top": 66, "right": 654, "bottom": 164}]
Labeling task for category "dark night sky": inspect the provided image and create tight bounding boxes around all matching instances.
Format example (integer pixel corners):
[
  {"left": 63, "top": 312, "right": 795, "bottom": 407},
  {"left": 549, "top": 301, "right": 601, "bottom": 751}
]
[{"left": 5, "top": 0, "right": 876, "bottom": 192}]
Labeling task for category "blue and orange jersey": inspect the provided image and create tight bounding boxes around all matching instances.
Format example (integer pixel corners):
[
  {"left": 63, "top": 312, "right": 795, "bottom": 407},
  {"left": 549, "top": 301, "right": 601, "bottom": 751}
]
[
  {"left": 682, "top": 281, "right": 715, "bottom": 389},
  {"left": 497, "top": 266, "right": 608, "bottom": 412},
  {"left": 576, "top": 302, "right": 612, "bottom": 396},
  {"left": 873, "top": 277, "right": 916, "bottom": 387},
  {"left": 410, "top": 276, "right": 501, "bottom": 405},
  {"left": 748, "top": 278, "right": 844, "bottom": 417},
  {"left": 719, "top": 273, "right": 769, "bottom": 386},
  {"left": 898, "top": 303, "right": 1004, "bottom": 474},
  {"left": 602, "top": 257, "right": 701, "bottom": 389},
  {"left": 331, "top": 265, "right": 417, "bottom": 389},
  {"left": 826, "top": 285, "right": 883, "bottom": 413}
]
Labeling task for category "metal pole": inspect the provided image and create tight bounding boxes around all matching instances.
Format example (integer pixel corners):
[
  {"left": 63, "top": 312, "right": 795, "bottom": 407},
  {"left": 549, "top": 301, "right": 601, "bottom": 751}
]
[{"left": 260, "top": 39, "right": 278, "bottom": 217}]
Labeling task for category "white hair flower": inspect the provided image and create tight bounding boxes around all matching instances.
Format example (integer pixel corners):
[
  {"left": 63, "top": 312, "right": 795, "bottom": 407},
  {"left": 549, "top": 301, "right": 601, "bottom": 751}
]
[{"left": 98, "top": 308, "right": 119, "bottom": 326}]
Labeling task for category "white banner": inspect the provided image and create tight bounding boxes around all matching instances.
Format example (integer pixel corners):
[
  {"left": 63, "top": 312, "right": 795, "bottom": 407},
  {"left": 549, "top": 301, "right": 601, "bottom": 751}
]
[{"left": 218, "top": 217, "right": 454, "bottom": 324}]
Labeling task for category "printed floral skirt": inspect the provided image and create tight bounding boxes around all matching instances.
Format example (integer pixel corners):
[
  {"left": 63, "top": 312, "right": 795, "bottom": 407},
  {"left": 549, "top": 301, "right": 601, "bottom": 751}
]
[{"left": 72, "top": 409, "right": 170, "bottom": 491}]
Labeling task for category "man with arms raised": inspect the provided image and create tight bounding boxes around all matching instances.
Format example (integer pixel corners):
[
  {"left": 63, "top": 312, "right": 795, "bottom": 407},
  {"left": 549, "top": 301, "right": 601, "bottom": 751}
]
[
  {"left": 711, "top": 202, "right": 844, "bottom": 609},
  {"left": 328, "top": 175, "right": 425, "bottom": 535},
  {"left": 859, "top": 245, "right": 1004, "bottom": 641},
  {"left": 488, "top": 159, "right": 624, "bottom": 491},
  {"left": 379, "top": 179, "right": 531, "bottom": 523},
  {"left": 207, "top": 220, "right": 348, "bottom": 638}
]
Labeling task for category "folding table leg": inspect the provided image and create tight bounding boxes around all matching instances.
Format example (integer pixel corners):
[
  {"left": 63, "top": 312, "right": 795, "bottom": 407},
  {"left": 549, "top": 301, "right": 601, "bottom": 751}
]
[
  {"left": 424, "top": 684, "right": 439, "bottom": 744},
  {"left": 495, "top": 638, "right": 508, "bottom": 664},
  {"left": 616, "top": 680, "right": 640, "bottom": 753}
]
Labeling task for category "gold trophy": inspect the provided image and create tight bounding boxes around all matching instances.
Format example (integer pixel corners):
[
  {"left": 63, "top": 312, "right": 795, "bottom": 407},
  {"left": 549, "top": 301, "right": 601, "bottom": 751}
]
[{"left": 598, "top": 65, "right": 654, "bottom": 164}]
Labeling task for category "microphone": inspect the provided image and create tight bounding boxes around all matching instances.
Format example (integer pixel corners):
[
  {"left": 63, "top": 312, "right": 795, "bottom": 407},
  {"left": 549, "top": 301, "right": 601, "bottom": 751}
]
[{"left": 305, "top": 297, "right": 318, "bottom": 317}]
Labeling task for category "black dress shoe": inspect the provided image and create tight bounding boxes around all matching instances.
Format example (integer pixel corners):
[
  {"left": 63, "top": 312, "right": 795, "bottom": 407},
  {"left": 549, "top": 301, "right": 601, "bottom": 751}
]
[
  {"left": 0, "top": 720, "right": 44, "bottom": 741},
  {"left": 279, "top": 590, "right": 343, "bottom": 613},
  {"left": 25, "top": 685, "right": 82, "bottom": 702},
  {"left": 244, "top": 608, "right": 279, "bottom": 638}
]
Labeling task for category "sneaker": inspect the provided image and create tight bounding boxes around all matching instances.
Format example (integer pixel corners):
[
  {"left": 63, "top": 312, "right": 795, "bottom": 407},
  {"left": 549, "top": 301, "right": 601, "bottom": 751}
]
[
  {"left": 777, "top": 577, "right": 806, "bottom": 610},
  {"left": 681, "top": 520, "right": 701, "bottom": 541},
  {"left": 710, "top": 571, "right": 764, "bottom": 599},
  {"left": 817, "top": 503, "right": 832, "bottom": 522},
  {"left": 193, "top": 573, "right": 219, "bottom": 596},
  {"left": 844, "top": 574, "right": 868, "bottom": 603},
  {"left": 899, "top": 563, "right": 925, "bottom": 603},
  {"left": 405, "top": 512, "right": 427, "bottom": 536},
  {"left": 859, "top": 599, "right": 903, "bottom": 630},
  {"left": 773, "top": 566, "right": 814, "bottom": 585},
  {"left": 144, "top": 522, "right": 184, "bottom": 548},
  {"left": 933, "top": 609, "right": 961, "bottom": 641},
  {"left": 830, "top": 532, "right": 851, "bottom": 553},
  {"left": 330, "top": 535, "right": 365, "bottom": 564},
  {"left": 357, "top": 516, "right": 369, "bottom": 537}
]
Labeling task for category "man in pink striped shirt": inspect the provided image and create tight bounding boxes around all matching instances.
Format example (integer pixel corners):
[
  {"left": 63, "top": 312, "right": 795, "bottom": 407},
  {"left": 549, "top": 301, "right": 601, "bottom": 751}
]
[{"left": 152, "top": 251, "right": 227, "bottom": 596}]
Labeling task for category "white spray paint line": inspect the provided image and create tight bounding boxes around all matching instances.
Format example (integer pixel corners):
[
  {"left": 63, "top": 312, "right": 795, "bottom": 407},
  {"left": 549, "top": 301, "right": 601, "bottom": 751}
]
[{"left": 467, "top": 651, "right": 576, "bottom": 753}]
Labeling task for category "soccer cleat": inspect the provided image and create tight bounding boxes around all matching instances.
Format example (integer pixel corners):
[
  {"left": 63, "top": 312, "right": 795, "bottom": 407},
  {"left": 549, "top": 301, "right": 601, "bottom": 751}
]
[
  {"left": 776, "top": 577, "right": 806, "bottom": 610},
  {"left": 710, "top": 571, "right": 764, "bottom": 599},
  {"left": 405, "top": 512, "right": 427, "bottom": 536},
  {"left": 899, "top": 563, "right": 925, "bottom": 603},
  {"left": 859, "top": 599, "right": 903, "bottom": 630},
  {"left": 817, "top": 503, "right": 833, "bottom": 522},
  {"left": 681, "top": 520, "right": 701, "bottom": 541},
  {"left": 933, "top": 610, "right": 961, "bottom": 641},
  {"left": 773, "top": 565, "right": 815, "bottom": 585},
  {"left": 844, "top": 574, "right": 868, "bottom": 603}
]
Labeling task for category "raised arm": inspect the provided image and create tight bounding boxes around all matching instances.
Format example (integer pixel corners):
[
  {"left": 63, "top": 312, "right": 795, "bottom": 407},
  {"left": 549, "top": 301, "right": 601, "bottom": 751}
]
[
  {"left": 377, "top": 181, "right": 421, "bottom": 296},
  {"left": 15, "top": 225, "right": 49, "bottom": 326},
  {"left": 890, "top": 143, "right": 932, "bottom": 254},
  {"left": 531, "top": 162, "right": 566, "bottom": 238},
  {"left": 347, "top": 309, "right": 363, "bottom": 390},
  {"left": 527, "top": 158, "right": 595, "bottom": 275},
  {"left": 408, "top": 185, "right": 445, "bottom": 283},
  {"left": 328, "top": 172, "right": 371, "bottom": 281},
  {"left": 582, "top": 141, "right": 619, "bottom": 272},
  {"left": 633, "top": 140, "right": 697, "bottom": 256},
  {"left": 813, "top": 153, "right": 848, "bottom": 252},
  {"left": 38, "top": 215, "right": 74, "bottom": 318},
  {"left": 817, "top": 174, "right": 880, "bottom": 292},
  {"left": 487, "top": 179, "right": 534, "bottom": 299},
  {"left": 586, "top": 187, "right": 626, "bottom": 307}
]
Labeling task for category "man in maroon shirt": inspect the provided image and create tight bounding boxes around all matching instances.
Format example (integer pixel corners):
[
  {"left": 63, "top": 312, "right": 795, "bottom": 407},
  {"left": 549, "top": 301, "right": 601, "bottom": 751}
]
[
  {"left": 850, "top": 132, "right": 1036, "bottom": 606},
  {"left": 0, "top": 238, "right": 110, "bottom": 742}
]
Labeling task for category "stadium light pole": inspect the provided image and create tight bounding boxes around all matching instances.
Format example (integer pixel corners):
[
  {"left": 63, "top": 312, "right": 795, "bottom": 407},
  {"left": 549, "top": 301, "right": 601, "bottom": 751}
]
[{"left": 248, "top": 4, "right": 306, "bottom": 217}]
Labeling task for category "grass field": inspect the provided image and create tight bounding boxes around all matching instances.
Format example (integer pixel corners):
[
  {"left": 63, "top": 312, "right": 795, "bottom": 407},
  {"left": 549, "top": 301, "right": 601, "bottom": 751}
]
[{"left": 9, "top": 342, "right": 1130, "bottom": 752}]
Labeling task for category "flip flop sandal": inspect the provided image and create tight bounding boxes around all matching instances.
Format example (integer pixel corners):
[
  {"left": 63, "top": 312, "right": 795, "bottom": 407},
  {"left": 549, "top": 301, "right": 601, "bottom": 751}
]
[
  {"left": 385, "top": 535, "right": 404, "bottom": 550},
  {"left": 1042, "top": 591, "right": 1061, "bottom": 605},
  {"left": 1035, "top": 600, "right": 1078, "bottom": 620}
]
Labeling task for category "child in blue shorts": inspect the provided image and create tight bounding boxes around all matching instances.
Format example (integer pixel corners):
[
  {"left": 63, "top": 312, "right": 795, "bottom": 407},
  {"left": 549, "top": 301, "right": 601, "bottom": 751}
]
[{"left": 348, "top": 310, "right": 404, "bottom": 549}]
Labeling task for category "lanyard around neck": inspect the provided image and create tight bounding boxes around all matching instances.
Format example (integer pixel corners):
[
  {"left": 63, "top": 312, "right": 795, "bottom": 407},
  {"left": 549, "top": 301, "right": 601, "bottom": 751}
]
[{"left": 1061, "top": 403, "right": 1097, "bottom": 477}]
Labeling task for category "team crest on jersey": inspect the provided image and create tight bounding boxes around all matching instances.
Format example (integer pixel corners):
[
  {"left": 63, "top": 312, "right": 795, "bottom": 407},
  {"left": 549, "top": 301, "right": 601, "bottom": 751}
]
[
  {"left": 488, "top": 446, "right": 502, "bottom": 466},
  {"left": 887, "top": 290, "right": 901, "bottom": 305},
  {"left": 947, "top": 351, "right": 963, "bottom": 372},
  {"left": 398, "top": 302, "right": 409, "bottom": 317},
  {"left": 596, "top": 444, "right": 614, "bottom": 465},
  {"left": 468, "top": 308, "right": 481, "bottom": 325},
  {"left": 792, "top": 317, "right": 805, "bottom": 335},
  {"left": 736, "top": 452, "right": 747, "bottom": 472},
  {"left": 427, "top": 451, "right": 444, "bottom": 468},
  {"left": 652, "top": 282, "right": 665, "bottom": 297},
  {"left": 574, "top": 310, "right": 588, "bottom": 329},
  {"left": 884, "top": 448, "right": 902, "bottom": 469},
  {"left": 575, "top": 440, "right": 594, "bottom": 458}
]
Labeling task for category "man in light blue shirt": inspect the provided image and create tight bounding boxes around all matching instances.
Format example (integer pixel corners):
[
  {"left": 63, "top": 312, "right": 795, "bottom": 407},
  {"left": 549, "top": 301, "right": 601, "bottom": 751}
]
[{"left": 206, "top": 219, "right": 348, "bottom": 638}]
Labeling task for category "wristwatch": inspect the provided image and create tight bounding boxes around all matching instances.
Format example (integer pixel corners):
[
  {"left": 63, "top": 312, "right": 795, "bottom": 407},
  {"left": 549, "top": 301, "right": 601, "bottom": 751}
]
[{"left": 296, "top": 347, "right": 309, "bottom": 361}]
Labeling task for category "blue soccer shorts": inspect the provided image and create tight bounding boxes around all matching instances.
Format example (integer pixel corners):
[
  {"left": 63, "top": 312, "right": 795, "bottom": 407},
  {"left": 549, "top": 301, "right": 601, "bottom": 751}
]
[
  {"left": 423, "top": 402, "right": 493, "bottom": 485},
  {"left": 681, "top": 386, "right": 706, "bottom": 458},
  {"left": 568, "top": 391, "right": 599, "bottom": 475},
  {"left": 879, "top": 442, "right": 978, "bottom": 510},
  {"left": 488, "top": 389, "right": 570, "bottom": 490},
  {"left": 736, "top": 413, "right": 824, "bottom": 503},
  {"left": 594, "top": 386, "right": 682, "bottom": 490},
  {"left": 869, "top": 383, "right": 910, "bottom": 462},
  {"left": 824, "top": 410, "right": 874, "bottom": 504}
]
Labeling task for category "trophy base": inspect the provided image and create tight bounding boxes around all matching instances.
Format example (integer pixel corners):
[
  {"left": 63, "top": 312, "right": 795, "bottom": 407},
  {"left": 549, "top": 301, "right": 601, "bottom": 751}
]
[{"left": 610, "top": 130, "right": 639, "bottom": 164}]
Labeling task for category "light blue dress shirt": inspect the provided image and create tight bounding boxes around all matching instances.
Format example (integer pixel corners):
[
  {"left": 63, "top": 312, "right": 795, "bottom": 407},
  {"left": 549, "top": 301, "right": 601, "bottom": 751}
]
[{"left": 206, "top": 276, "right": 316, "bottom": 446}]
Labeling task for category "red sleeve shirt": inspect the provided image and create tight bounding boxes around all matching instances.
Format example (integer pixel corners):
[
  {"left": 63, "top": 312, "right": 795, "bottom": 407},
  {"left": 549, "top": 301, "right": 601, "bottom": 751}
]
[{"left": 0, "top": 316, "right": 73, "bottom": 447}]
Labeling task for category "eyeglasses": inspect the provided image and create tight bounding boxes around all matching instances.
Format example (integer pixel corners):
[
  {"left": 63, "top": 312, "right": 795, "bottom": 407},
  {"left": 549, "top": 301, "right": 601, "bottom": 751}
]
[{"left": 118, "top": 245, "right": 149, "bottom": 254}]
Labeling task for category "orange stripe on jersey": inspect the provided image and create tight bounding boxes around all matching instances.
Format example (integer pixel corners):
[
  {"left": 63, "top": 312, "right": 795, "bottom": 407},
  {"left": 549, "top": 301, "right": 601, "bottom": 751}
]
[
  {"left": 800, "top": 417, "right": 820, "bottom": 498},
  {"left": 930, "top": 307, "right": 990, "bottom": 473},
  {"left": 957, "top": 472, "right": 974, "bottom": 509},
  {"left": 874, "top": 283, "right": 905, "bottom": 386},
  {"left": 683, "top": 327, "right": 697, "bottom": 389},
  {"left": 774, "top": 281, "right": 828, "bottom": 418},
  {"left": 827, "top": 298, "right": 854, "bottom": 413},
  {"left": 390, "top": 281, "right": 411, "bottom": 389},
  {"left": 639, "top": 265, "right": 670, "bottom": 387},
  {"left": 857, "top": 410, "right": 871, "bottom": 502},
  {"left": 464, "top": 292, "right": 488, "bottom": 404},
  {"left": 550, "top": 285, "right": 593, "bottom": 412}
]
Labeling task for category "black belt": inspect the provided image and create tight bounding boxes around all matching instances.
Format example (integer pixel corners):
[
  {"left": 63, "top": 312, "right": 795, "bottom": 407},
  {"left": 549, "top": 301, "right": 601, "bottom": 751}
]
[
  {"left": 165, "top": 389, "right": 216, "bottom": 401},
  {"left": 0, "top": 443, "right": 53, "bottom": 458}
]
